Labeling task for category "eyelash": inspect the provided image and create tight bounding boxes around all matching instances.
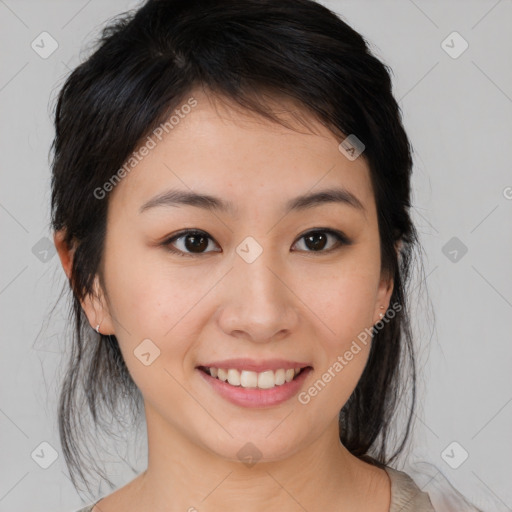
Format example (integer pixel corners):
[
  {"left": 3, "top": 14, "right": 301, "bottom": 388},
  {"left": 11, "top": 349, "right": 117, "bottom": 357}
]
[{"left": 161, "top": 228, "right": 352, "bottom": 257}]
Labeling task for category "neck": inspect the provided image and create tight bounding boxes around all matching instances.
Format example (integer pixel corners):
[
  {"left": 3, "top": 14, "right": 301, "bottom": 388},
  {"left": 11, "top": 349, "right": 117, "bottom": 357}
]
[{"left": 130, "top": 402, "right": 386, "bottom": 512}]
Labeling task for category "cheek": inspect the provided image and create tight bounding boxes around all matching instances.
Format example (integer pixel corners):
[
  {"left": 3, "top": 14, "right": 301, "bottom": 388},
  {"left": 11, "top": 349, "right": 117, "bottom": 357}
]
[
  {"left": 300, "top": 261, "right": 379, "bottom": 348},
  {"left": 103, "top": 245, "right": 227, "bottom": 398},
  {"left": 103, "top": 256, "right": 201, "bottom": 401},
  {"left": 105, "top": 239, "right": 210, "bottom": 334},
  {"left": 298, "top": 275, "right": 376, "bottom": 414}
]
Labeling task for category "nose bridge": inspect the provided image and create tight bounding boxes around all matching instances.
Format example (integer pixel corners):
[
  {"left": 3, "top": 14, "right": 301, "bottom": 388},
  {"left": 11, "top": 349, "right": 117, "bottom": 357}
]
[
  {"left": 236, "top": 242, "right": 286, "bottom": 306},
  {"left": 218, "top": 241, "right": 297, "bottom": 341},
  {"left": 234, "top": 233, "right": 280, "bottom": 290}
]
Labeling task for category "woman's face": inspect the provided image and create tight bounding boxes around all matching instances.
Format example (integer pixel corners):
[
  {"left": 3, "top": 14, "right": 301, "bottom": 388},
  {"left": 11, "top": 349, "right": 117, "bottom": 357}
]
[{"left": 76, "top": 89, "right": 393, "bottom": 462}]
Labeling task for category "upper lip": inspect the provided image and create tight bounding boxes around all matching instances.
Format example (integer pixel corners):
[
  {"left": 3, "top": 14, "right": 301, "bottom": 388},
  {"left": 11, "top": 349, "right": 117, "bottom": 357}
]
[{"left": 197, "top": 358, "right": 312, "bottom": 372}]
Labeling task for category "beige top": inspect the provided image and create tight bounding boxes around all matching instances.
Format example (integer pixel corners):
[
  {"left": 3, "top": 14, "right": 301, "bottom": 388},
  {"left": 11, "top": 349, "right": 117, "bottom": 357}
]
[{"left": 73, "top": 466, "right": 435, "bottom": 512}]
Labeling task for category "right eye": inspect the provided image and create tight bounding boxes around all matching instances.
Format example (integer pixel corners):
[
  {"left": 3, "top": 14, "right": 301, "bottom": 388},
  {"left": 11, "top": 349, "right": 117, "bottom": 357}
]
[{"left": 163, "top": 229, "right": 222, "bottom": 257}]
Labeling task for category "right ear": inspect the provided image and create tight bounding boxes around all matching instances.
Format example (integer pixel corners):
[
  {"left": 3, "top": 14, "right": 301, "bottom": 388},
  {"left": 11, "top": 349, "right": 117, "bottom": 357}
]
[
  {"left": 54, "top": 229, "right": 74, "bottom": 280},
  {"left": 53, "top": 229, "right": 115, "bottom": 335}
]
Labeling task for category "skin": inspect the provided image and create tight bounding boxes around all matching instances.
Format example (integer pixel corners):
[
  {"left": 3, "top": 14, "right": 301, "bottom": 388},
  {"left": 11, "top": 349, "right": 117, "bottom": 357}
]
[{"left": 55, "top": 88, "right": 395, "bottom": 512}]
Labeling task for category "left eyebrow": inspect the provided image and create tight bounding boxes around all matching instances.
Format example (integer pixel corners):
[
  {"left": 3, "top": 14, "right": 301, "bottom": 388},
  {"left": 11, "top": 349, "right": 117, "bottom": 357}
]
[
  {"left": 139, "top": 186, "right": 366, "bottom": 218},
  {"left": 285, "top": 187, "right": 366, "bottom": 217}
]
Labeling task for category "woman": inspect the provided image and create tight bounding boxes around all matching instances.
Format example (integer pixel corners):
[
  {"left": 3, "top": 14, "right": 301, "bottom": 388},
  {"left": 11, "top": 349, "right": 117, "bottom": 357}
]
[{"left": 51, "top": 0, "right": 444, "bottom": 510}]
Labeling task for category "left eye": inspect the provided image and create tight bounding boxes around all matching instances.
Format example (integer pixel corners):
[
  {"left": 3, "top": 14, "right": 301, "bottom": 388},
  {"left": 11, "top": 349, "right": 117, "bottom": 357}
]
[
  {"left": 292, "top": 229, "right": 349, "bottom": 252},
  {"left": 163, "top": 228, "right": 350, "bottom": 257}
]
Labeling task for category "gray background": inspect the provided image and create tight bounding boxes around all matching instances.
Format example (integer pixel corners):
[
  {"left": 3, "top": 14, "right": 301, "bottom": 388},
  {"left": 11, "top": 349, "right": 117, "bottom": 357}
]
[{"left": 0, "top": 0, "right": 511, "bottom": 511}]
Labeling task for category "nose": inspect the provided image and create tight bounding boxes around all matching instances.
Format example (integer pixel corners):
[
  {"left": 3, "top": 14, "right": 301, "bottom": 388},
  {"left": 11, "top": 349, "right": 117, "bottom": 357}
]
[{"left": 216, "top": 249, "right": 299, "bottom": 343}]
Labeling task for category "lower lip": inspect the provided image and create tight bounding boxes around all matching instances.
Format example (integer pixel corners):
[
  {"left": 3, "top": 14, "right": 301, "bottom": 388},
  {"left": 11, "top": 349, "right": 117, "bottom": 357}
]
[{"left": 197, "top": 367, "right": 312, "bottom": 408}]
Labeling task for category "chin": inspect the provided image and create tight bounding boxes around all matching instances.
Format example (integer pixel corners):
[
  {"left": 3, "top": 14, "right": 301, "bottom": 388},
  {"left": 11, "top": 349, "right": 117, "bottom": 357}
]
[{"left": 201, "top": 430, "right": 304, "bottom": 466}]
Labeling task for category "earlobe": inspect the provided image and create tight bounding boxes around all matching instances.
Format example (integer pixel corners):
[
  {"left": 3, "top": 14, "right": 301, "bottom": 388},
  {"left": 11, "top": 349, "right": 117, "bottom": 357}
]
[
  {"left": 374, "top": 273, "right": 394, "bottom": 324},
  {"left": 81, "top": 276, "right": 115, "bottom": 335}
]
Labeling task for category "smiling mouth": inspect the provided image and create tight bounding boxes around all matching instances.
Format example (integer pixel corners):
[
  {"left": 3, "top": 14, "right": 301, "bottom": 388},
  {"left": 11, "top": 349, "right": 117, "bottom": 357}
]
[{"left": 197, "top": 365, "right": 312, "bottom": 390}]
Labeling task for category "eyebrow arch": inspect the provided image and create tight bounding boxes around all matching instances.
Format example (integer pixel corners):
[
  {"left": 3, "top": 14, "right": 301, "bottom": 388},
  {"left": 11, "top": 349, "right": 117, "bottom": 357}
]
[
  {"left": 139, "top": 187, "right": 366, "bottom": 217},
  {"left": 285, "top": 188, "right": 366, "bottom": 217}
]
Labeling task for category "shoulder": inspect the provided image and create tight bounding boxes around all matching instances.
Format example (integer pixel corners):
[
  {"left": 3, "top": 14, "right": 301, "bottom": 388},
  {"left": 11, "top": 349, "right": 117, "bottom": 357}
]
[
  {"left": 384, "top": 466, "right": 436, "bottom": 512},
  {"left": 72, "top": 498, "right": 104, "bottom": 512}
]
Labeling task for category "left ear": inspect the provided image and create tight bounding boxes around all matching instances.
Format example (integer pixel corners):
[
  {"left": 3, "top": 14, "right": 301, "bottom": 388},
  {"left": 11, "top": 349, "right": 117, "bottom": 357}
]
[
  {"left": 373, "top": 272, "right": 394, "bottom": 325},
  {"left": 373, "top": 240, "right": 401, "bottom": 324}
]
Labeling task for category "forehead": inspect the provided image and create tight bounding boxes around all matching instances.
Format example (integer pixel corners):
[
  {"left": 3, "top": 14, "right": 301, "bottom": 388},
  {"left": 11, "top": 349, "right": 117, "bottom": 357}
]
[{"left": 107, "top": 89, "right": 375, "bottom": 219}]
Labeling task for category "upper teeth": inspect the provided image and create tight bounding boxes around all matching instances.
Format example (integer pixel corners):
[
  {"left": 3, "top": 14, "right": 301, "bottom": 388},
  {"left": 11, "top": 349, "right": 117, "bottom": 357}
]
[{"left": 208, "top": 367, "right": 303, "bottom": 389}]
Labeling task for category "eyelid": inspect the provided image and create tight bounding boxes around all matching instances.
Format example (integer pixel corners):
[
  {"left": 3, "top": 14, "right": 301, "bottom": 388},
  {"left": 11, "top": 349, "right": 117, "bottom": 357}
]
[
  {"left": 162, "top": 227, "right": 351, "bottom": 257},
  {"left": 294, "top": 227, "right": 350, "bottom": 243},
  {"left": 291, "top": 228, "right": 351, "bottom": 252},
  {"left": 163, "top": 229, "right": 221, "bottom": 257}
]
